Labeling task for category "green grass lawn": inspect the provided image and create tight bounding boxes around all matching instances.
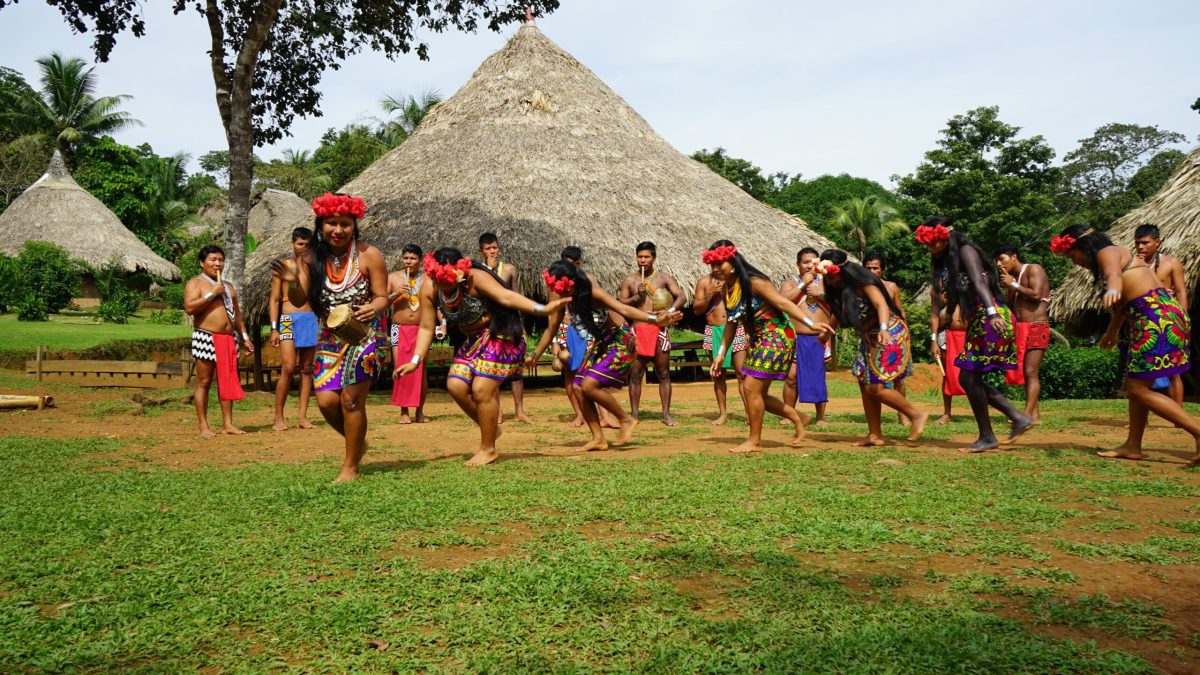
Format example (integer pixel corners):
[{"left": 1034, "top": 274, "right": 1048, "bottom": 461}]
[
  {"left": 0, "top": 313, "right": 191, "bottom": 352},
  {"left": 2, "top": 398, "right": 1197, "bottom": 671}
]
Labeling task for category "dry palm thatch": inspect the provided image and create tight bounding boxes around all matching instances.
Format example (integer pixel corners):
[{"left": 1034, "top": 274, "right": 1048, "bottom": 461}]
[
  {"left": 243, "top": 22, "right": 836, "bottom": 318},
  {"left": 0, "top": 151, "right": 179, "bottom": 279},
  {"left": 193, "top": 188, "right": 310, "bottom": 242},
  {"left": 1051, "top": 146, "right": 1200, "bottom": 326}
]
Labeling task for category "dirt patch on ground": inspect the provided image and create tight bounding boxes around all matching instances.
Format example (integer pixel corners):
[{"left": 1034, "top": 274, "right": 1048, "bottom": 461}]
[{"left": 378, "top": 523, "right": 539, "bottom": 571}]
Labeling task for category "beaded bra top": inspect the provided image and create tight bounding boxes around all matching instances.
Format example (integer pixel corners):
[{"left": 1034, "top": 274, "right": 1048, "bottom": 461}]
[
  {"left": 439, "top": 288, "right": 487, "bottom": 328},
  {"left": 321, "top": 272, "right": 370, "bottom": 315}
]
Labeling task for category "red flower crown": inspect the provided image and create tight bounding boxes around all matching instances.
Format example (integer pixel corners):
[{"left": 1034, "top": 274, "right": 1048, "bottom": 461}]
[
  {"left": 914, "top": 224, "right": 951, "bottom": 245},
  {"left": 1049, "top": 235, "right": 1076, "bottom": 255},
  {"left": 311, "top": 192, "right": 367, "bottom": 219},
  {"left": 543, "top": 270, "right": 575, "bottom": 296},
  {"left": 816, "top": 260, "right": 841, "bottom": 276},
  {"left": 701, "top": 245, "right": 737, "bottom": 265},
  {"left": 422, "top": 253, "right": 472, "bottom": 284}
]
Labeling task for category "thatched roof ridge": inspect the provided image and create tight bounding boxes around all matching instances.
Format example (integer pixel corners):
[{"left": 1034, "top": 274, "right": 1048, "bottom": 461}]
[
  {"left": 193, "top": 189, "right": 310, "bottom": 242},
  {"left": 0, "top": 151, "right": 180, "bottom": 279},
  {"left": 243, "top": 24, "right": 835, "bottom": 318},
  {"left": 1051, "top": 146, "right": 1200, "bottom": 324}
]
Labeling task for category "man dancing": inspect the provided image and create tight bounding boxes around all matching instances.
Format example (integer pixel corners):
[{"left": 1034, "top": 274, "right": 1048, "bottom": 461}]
[
  {"left": 479, "top": 232, "right": 534, "bottom": 423},
  {"left": 619, "top": 242, "right": 685, "bottom": 426},
  {"left": 995, "top": 244, "right": 1051, "bottom": 424},
  {"left": 388, "top": 244, "right": 429, "bottom": 424},
  {"left": 269, "top": 227, "right": 317, "bottom": 431},
  {"left": 1134, "top": 224, "right": 1189, "bottom": 403}
]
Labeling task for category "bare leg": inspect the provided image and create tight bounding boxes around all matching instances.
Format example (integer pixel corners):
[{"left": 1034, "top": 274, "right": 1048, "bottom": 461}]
[
  {"left": 273, "top": 341, "right": 297, "bottom": 431},
  {"left": 193, "top": 360, "right": 216, "bottom": 437},
  {"left": 398, "top": 407, "right": 413, "bottom": 424},
  {"left": 583, "top": 378, "right": 635, "bottom": 446},
  {"left": 712, "top": 367, "right": 729, "bottom": 425},
  {"left": 935, "top": 387, "right": 953, "bottom": 424},
  {"left": 761, "top": 381, "right": 804, "bottom": 445},
  {"left": 1102, "top": 378, "right": 1200, "bottom": 463},
  {"left": 315, "top": 389, "right": 345, "bottom": 436},
  {"left": 414, "top": 371, "right": 429, "bottom": 422},
  {"left": 297, "top": 347, "right": 316, "bottom": 428},
  {"left": 447, "top": 377, "right": 479, "bottom": 424},
  {"left": 875, "top": 385, "right": 927, "bottom": 441},
  {"left": 781, "top": 362, "right": 798, "bottom": 425},
  {"left": 220, "top": 398, "right": 244, "bottom": 434},
  {"left": 1169, "top": 375, "right": 1185, "bottom": 405},
  {"left": 627, "top": 357, "right": 646, "bottom": 422},
  {"left": 958, "top": 369, "right": 1001, "bottom": 453},
  {"left": 468, "top": 377, "right": 504, "bottom": 466},
  {"left": 813, "top": 401, "right": 827, "bottom": 426},
  {"left": 330, "top": 381, "right": 372, "bottom": 482},
  {"left": 564, "top": 368, "right": 584, "bottom": 427},
  {"left": 511, "top": 376, "right": 534, "bottom": 423},
  {"left": 895, "top": 380, "right": 911, "bottom": 425},
  {"left": 576, "top": 391, "right": 609, "bottom": 451},
  {"left": 731, "top": 375, "right": 769, "bottom": 453},
  {"left": 654, "top": 348, "right": 675, "bottom": 426},
  {"left": 855, "top": 383, "right": 886, "bottom": 447},
  {"left": 1023, "top": 348, "right": 1045, "bottom": 423}
]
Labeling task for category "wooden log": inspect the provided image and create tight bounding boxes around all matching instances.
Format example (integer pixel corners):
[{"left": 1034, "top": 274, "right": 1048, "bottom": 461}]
[{"left": 0, "top": 395, "right": 53, "bottom": 410}]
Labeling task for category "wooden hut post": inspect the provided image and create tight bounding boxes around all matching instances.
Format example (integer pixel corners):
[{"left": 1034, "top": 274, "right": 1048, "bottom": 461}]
[{"left": 35, "top": 345, "right": 45, "bottom": 381}]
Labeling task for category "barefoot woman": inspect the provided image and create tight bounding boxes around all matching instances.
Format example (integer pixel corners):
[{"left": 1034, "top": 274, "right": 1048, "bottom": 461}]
[
  {"left": 422, "top": 248, "right": 568, "bottom": 466},
  {"left": 527, "top": 260, "right": 680, "bottom": 452},
  {"left": 818, "top": 250, "right": 928, "bottom": 446},
  {"left": 1052, "top": 224, "right": 1198, "bottom": 464},
  {"left": 276, "top": 193, "right": 388, "bottom": 482},
  {"left": 705, "top": 242, "right": 834, "bottom": 453},
  {"left": 919, "top": 217, "right": 1033, "bottom": 453}
]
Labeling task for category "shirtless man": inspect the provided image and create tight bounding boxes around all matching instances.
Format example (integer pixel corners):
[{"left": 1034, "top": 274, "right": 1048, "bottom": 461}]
[
  {"left": 864, "top": 252, "right": 909, "bottom": 423},
  {"left": 269, "top": 228, "right": 317, "bottom": 431},
  {"left": 694, "top": 264, "right": 746, "bottom": 425},
  {"left": 479, "top": 232, "right": 533, "bottom": 423},
  {"left": 387, "top": 244, "right": 429, "bottom": 424},
  {"left": 995, "top": 244, "right": 1051, "bottom": 423},
  {"left": 1134, "top": 223, "right": 1189, "bottom": 403},
  {"left": 930, "top": 288, "right": 967, "bottom": 424},
  {"left": 619, "top": 241, "right": 685, "bottom": 426},
  {"left": 781, "top": 247, "right": 830, "bottom": 426},
  {"left": 183, "top": 245, "right": 254, "bottom": 437}
]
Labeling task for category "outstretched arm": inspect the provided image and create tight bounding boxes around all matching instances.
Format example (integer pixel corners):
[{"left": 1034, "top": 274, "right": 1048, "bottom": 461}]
[
  {"left": 526, "top": 294, "right": 567, "bottom": 366},
  {"left": 751, "top": 277, "right": 833, "bottom": 336},
  {"left": 595, "top": 284, "right": 677, "bottom": 326},
  {"left": 471, "top": 269, "right": 566, "bottom": 316}
]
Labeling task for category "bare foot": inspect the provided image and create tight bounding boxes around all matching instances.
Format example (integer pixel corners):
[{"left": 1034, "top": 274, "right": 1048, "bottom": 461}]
[
  {"left": 1097, "top": 444, "right": 1145, "bottom": 461},
  {"left": 730, "top": 440, "right": 762, "bottom": 454},
  {"left": 933, "top": 415, "right": 951, "bottom": 425},
  {"left": 813, "top": 419, "right": 828, "bottom": 428},
  {"left": 906, "top": 412, "right": 929, "bottom": 442},
  {"left": 790, "top": 419, "right": 806, "bottom": 446},
  {"left": 662, "top": 414, "right": 678, "bottom": 427},
  {"left": 898, "top": 415, "right": 911, "bottom": 426},
  {"left": 958, "top": 438, "right": 999, "bottom": 454},
  {"left": 568, "top": 416, "right": 585, "bottom": 428},
  {"left": 223, "top": 426, "right": 246, "bottom": 435},
  {"left": 1000, "top": 415, "right": 1035, "bottom": 445},
  {"left": 779, "top": 418, "right": 793, "bottom": 427},
  {"left": 577, "top": 437, "right": 609, "bottom": 452},
  {"left": 852, "top": 435, "right": 885, "bottom": 447},
  {"left": 332, "top": 469, "right": 360, "bottom": 483},
  {"left": 398, "top": 414, "right": 412, "bottom": 425},
  {"left": 1187, "top": 454, "right": 1200, "bottom": 467},
  {"left": 465, "top": 448, "right": 500, "bottom": 466},
  {"left": 272, "top": 420, "right": 289, "bottom": 432},
  {"left": 711, "top": 415, "right": 728, "bottom": 426},
  {"left": 414, "top": 414, "right": 430, "bottom": 423},
  {"left": 601, "top": 417, "right": 620, "bottom": 429},
  {"left": 514, "top": 413, "right": 534, "bottom": 424},
  {"left": 297, "top": 420, "right": 317, "bottom": 430},
  {"left": 613, "top": 418, "right": 637, "bottom": 446},
  {"left": 199, "top": 429, "right": 216, "bottom": 438}
]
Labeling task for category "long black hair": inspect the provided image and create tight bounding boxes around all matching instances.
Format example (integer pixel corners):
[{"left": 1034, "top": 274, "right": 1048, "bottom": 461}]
[
  {"left": 925, "top": 215, "right": 1003, "bottom": 322},
  {"left": 1057, "top": 223, "right": 1114, "bottom": 285},
  {"left": 307, "top": 210, "right": 361, "bottom": 311},
  {"left": 432, "top": 247, "right": 523, "bottom": 341},
  {"left": 706, "top": 239, "right": 769, "bottom": 337},
  {"left": 819, "top": 249, "right": 900, "bottom": 329},
  {"left": 546, "top": 259, "right": 599, "bottom": 336}
]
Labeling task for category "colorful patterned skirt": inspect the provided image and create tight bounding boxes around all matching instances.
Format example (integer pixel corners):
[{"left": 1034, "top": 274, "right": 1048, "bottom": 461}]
[
  {"left": 1121, "top": 287, "right": 1190, "bottom": 379},
  {"left": 313, "top": 316, "right": 387, "bottom": 391},
  {"left": 449, "top": 328, "right": 527, "bottom": 383},
  {"left": 740, "top": 312, "right": 795, "bottom": 381},
  {"left": 575, "top": 326, "right": 637, "bottom": 389},
  {"left": 852, "top": 316, "right": 912, "bottom": 385},
  {"left": 956, "top": 304, "right": 1017, "bottom": 373}
]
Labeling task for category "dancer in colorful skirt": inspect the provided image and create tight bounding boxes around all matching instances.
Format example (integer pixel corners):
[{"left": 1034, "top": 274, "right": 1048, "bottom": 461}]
[
  {"left": 274, "top": 193, "right": 388, "bottom": 483},
  {"left": 416, "top": 248, "right": 568, "bottom": 466},
  {"left": 704, "top": 241, "right": 835, "bottom": 454},
  {"left": 528, "top": 260, "right": 680, "bottom": 452},
  {"left": 918, "top": 216, "right": 1033, "bottom": 453},
  {"left": 864, "top": 252, "right": 911, "bottom": 424},
  {"left": 994, "top": 243, "right": 1051, "bottom": 424},
  {"left": 1052, "top": 224, "right": 1198, "bottom": 464},
  {"left": 819, "top": 250, "right": 928, "bottom": 446},
  {"left": 1134, "top": 224, "right": 1189, "bottom": 403},
  {"left": 387, "top": 243, "right": 430, "bottom": 424},
  {"left": 619, "top": 242, "right": 685, "bottom": 425},
  {"left": 781, "top": 247, "right": 831, "bottom": 426},
  {"left": 694, "top": 265, "right": 747, "bottom": 425},
  {"left": 478, "top": 232, "right": 534, "bottom": 424},
  {"left": 269, "top": 227, "right": 317, "bottom": 431},
  {"left": 551, "top": 246, "right": 616, "bottom": 429},
  {"left": 184, "top": 245, "right": 253, "bottom": 437}
]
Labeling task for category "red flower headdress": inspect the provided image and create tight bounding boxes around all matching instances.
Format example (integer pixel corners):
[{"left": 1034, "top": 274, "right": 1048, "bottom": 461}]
[
  {"left": 543, "top": 270, "right": 575, "bottom": 296},
  {"left": 1049, "top": 235, "right": 1076, "bottom": 255},
  {"left": 816, "top": 259, "right": 841, "bottom": 276},
  {"left": 422, "top": 253, "right": 472, "bottom": 284},
  {"left": 701, "top": 245, "right": 738, "bottom": 265},
  {"left": 311, "top": 192, "right": 367, "bottom": 219},
  {"left": 914, "top": 224, "right": 951, "bottom": 245}
]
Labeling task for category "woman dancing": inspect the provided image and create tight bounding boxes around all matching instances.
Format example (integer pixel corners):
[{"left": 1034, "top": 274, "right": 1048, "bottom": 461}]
[
  {"left": 419, "top": 248, "right": 568, "bottom": 466},
  {"left": 1052, "top": 224, "right": 1198, "bottom": 464},
  {"left": 918, "top": 216, "right": 1033, "bottom": 453},
  {"left": 704, "top": 241, "right": 835, "bottom": 453},
  {"left": 818, "top": 250, "right": 928, "bottom": 445},
  {"left": 274, "top": 193, "right": 388, "bottom": 483},
  {"left": 527, "top": 260, "right": 680, "bottom": 452}
]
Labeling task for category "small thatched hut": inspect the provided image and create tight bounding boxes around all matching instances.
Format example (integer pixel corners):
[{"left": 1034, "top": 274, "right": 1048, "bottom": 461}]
[
  {"left": 0, "top": 151, "right": 179, "bottom": 299},
  {"left": 1051, "top": 146, "right": 1200, "bottom": 330},
  {"left": 243, "top": 21, "right": 835, "bottom": 318},
  {"left": 193, "top": 188, "right": 310, "bottom": 242}
]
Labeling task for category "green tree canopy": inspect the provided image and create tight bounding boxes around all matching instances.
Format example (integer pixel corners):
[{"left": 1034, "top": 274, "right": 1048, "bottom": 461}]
[
  {"left": 311, "top": 124, "right": 390, "bottom": 189},
  {"left": 770, "top": 173, "right": 894, "bottom": 229},
  {"left": 827, "top": 196, "right": 908, "bottom": 261},
  {"left": 690, "top": 147, "right": 795, "bottom": 202}
]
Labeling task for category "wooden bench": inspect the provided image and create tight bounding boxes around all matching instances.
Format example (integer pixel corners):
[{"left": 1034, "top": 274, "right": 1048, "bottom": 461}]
[{"left": 27, "top": 359, "right": 189, "bottom": 388}]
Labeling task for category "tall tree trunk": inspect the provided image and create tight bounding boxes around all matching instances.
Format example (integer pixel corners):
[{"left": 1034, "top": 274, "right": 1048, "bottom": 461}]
[{"left": 223, "top": 115, "right": 253, "bottom": 293}]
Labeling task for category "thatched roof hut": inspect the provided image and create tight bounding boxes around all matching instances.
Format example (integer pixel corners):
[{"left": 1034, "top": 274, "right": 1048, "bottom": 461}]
[
  {"left": 0, "top": 151, "right": 179, "bottom": 280},
  {"left": 193, "top": 188, "right": 310, "bottom": 242},
  {"left": 1051, "top": 146, "right": 1200, "bottom": 328},
  {"left": 243, "top": 21, "right": 835, "bottom": 318}
]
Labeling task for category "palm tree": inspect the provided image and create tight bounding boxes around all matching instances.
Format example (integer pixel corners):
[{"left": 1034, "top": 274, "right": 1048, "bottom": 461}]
[
  {"left": 283, "top": 148, "right": 312, "bottom": 167},
  {"left": 3, "top": 53, "right": 141, "bottom": 165},
  {"left": 377, "top": 90, "right": 442, "bottom": 147},
  {"left": 828, "top": 196, "right": 909, "bottom": 260}
]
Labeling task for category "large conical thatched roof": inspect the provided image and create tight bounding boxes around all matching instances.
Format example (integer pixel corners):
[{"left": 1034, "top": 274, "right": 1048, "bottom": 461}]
[
  {"left": 243, "top": 22, "right": 835, "bottom": 318},
  {"left": 192, "top": 189, "right": 311, "bottom": 242},
  {"left": 0, "top": 151, "right": 180, "bottom": 279},
  {"left": 1051, "top": 146, "right": 1200, "bottom": 326}
]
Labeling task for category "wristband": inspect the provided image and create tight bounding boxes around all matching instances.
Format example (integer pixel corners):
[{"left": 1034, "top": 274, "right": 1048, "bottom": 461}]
[
  {"left": 647, "top": 312, "right": 658, "bottom": 323},
  {"left": 985, "top": 306, "right": 998, "bottom": 317},
  {"left": 879, "top": 322, "right": 888, "bottom": 332},
  {"left": 203, "top": 291, "right": 214, "bottom": 301},
  {"left": 802, "top": 316, "right": 815, "bottom": 328},
  {"left": 931, "top": 336, "right": 939, "bottom": 342},
  {"left": 242, "top": 332, "right": 251, "bottom": 341},
  {"left": 1009, "top": 281, "right": 1019, "bottom": 289},
  {"left": 410, "top": 354, "right": 421, "bottom": 365},
  {"left": 1104, "top": 288, "right": 1120, "bottom": 298},
  {"left": 533, "top": 302, "right": 546, "bottom": 315},
  {"left": 715, "top": 345, "right": 725, "bottom": 359},
  {"left": 271, "top": 322, "right": 278, "bottom": 331}
]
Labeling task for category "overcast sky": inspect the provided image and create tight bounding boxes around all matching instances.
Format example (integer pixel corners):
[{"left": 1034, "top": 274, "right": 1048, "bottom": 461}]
[{"left": 2, "top": 0, "right": 1198, "bottom": 187}]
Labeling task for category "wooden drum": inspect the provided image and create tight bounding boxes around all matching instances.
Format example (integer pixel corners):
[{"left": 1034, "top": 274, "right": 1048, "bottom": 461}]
[{"left": 326, "top": 304, "right": 368, "bottom": 344}]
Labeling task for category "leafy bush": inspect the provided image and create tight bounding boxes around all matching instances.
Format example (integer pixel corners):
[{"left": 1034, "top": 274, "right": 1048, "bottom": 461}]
[
  {"left": 16, "top": 295, "right": 48, "bottom": 322},
  {"left": 96, "top": 297, "right": 139, "bottom": 324},
  {"left": 90, "top": 256, "right": 141, "bottom": 324},
  {"left": 159, "top": 283, "right": 185, "bottom": 309},
  {"left": 15, "top": 241, "right": 82, "bottom": 313},
  {"left": 903, "top": 300, "right": 932, "bottom": 362},
  {"left": 0, "top": 253, "right": 18, "bottom": 313},
  {"left": 1038, "top": 346, "right": 1120, "bottom": 400},
  {"left": 148, "top": 308, "right": 185, "bottom": 325}
]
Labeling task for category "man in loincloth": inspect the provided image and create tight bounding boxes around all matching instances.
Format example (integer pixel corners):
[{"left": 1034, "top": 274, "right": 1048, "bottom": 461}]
[
  {"left": 184, "top": 245, "right": 254, "bottom": 437},
  {"left": 864, "top": 252, "right": 910, "bottom": 423},
  {"left": 1134, "top": 224, "right": 1189, "bottom": 403},
  {"left": 479, "top": 232, "right": 534, "bottom": 423},
  {"left": 387, "top": 243, "right": 429, "bottom": 424},
  {"left": 930, "top": 288, "right": 967, "bottom": 424},
  {"left": 619, "top": 241, "right": 685, "bottom": 426},
  {"left": 269, "top": 227, "right": 317, "bottom": 431},
  {"left": 694, "top": 261, "right": 746, "bottom": 425},
  {"left": 995, "top": 244, "right": 1051, "bottom": 424},
  {"left": 781, "top": 247, "right": 831, "bottom": 426}
]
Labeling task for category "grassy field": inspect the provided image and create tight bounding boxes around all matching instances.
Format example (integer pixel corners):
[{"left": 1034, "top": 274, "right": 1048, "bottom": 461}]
[
  {"left": 0, "top": 313, "right": 191, "bottom": 351},
  {"left": 1, "top": 379, "right": 1197, "bottom": 671}
]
